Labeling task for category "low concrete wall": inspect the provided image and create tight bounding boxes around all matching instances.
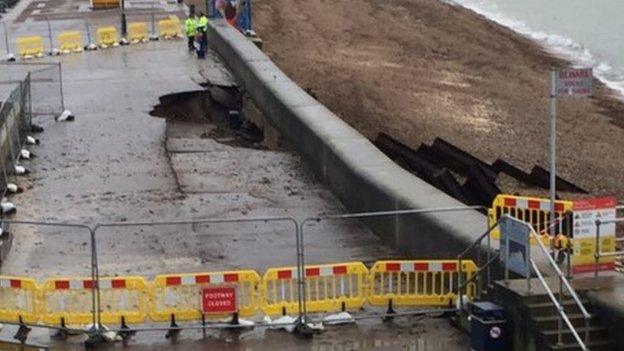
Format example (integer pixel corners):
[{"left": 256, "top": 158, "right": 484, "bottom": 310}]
[{"left": 206, "top": 21, "right": 487, "bottom": 257}]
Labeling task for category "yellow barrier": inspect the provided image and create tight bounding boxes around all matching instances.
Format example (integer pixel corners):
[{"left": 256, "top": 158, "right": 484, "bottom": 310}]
[
  {"left": 0, "top": 276, "right": 40, "bottom": 324},
  {"left": 262, "top": 262, "right": 368, "bottom": 316},
  {"left": 16, "top": 36, "right": 44, "bottom": 58},
  {"left": 41, "top": 277, "right": 96, "bottom": 325},
  {"left": 158, "top": 18, "right": 181, "bottom": 38},
  {"left": 99, "top": 277, "right": 149, "bottom": 325},
  {"left": 58, "top": 31, "right": 83, "bottom": 53},
  {"left": 6, "top": 260, "right": 481, "bottom": 326},
  {"left": 91, "top": 0, "right": 120, "bottom": 9},
  {"left": 128, "top": 22, "right": 148, "bottom": 43},
  {"left": 489, "top": 194, "right": 573, "bottom": 240},
  {"left": 97, "top": 26, "right": 118, "bottom": 47},
  {"left": 368, "top": 260, "right": 476, "bottom": 308},
  {"left": 41, "top": 277, "right": 148, "bottom": 326},
  {"left": 150, "top": 270, "right": 261, "bottom": 322}
]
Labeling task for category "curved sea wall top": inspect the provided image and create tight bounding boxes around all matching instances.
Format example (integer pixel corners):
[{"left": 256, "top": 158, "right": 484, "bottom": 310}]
[{"left": 206, "top": 20, "right": 486, "bottom": 257}]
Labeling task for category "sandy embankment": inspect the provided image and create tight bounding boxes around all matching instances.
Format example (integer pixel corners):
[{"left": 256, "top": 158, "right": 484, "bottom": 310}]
[{"left": 240, "top": 0, "right": 624, "bottom": 200}]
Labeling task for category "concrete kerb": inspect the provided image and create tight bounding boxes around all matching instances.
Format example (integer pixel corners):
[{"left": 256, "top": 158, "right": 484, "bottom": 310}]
[{"left": 205, "top": 20, "right": 487, "bottom": 261}]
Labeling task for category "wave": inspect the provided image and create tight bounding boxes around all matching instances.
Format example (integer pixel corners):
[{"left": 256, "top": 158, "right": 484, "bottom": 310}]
[{"left": 446, "top": 0, "right": 624, "bottom": 97}]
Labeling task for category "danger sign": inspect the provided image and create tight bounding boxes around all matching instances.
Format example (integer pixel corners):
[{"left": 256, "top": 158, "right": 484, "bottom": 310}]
[
  {"left": 202, "top": 286, "right": 237, "bottom": 314},
  {"left": 556, "top": 68, "right": 593, "bottom": 97}
]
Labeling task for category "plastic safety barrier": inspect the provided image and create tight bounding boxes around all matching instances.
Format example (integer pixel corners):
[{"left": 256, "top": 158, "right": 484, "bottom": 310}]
[
  {"left": 489, "top": 194, "right": 573, "bottom": 240},
  {"left": 262, "top": 262, "right": 368, "bottom": 316},
  {"left": 98, "top": 276, "right": 149, "bottom": 325},
  {"left": 16, "top": 36, "right": 44, "bottom": 58},
  {"left": 97, "top": 26, "right": 119, "bottom": 47},
  {"left": 0, "top": 276, "right": 40, "bottom": 324},
  {"left": 150, "top": 270, "right": 261, "bottom": 322},
  {"left": 41, "top": 277, "right": 98, "bottom": 326},
  {"left": 368, "top": 260, "right": 476, "bottom": 308},
  {"left": 158, "top": 18, "right": 181, "bottom": 38},
  {"left": 41, "top": 276, "right": 148, "bottom": 326},
  {"left": 58, "top": 31, "right": 83, "bottom": 52},
  {"left": 127, "top": 22, "right": 148, "bottom": 43}
]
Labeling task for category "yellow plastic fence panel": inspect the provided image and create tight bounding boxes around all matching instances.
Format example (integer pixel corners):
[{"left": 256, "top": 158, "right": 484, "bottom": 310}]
[
  {"left": 488, "top": 194, "right": 573, "bottom": 241},
  {"left": 150, "top": 270, "right": 261, "bottom": 322},
  {"left": 41, "top": 277, "right": 95, "bottom": 325},
  {"left": 58, "top": 31, "right": 83, "bottom": 52},
  {"left": 16, "top": 36, "right": 44, "bottom": 58},
  {"left": 41, "top": 277, "right": 148, "bottom": 326},
  {"left": 368, "top": 260, "right": 477, "bottom": 308},
  {"left": 128, "top": 22, "right": 148, "bottom": 42},
  {"left": 97, "top": 26, "right": 118, "bottom": 47},
  {"left": 158, "top": 18, "right": 181, "bottom": 38},
  {"left": 99, "top": 277, "right": 149, "bottom": 325},
  {"left": 262, "top": 262, "right": 368, "bottom": 316},
  {"left": 0, "top": 276, "right": 40, "bottom": 324}
]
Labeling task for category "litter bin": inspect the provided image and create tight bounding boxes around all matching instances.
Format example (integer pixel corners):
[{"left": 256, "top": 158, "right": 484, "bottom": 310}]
[{"left": 470, "top": 301, "right": 508, "bottom": 351}]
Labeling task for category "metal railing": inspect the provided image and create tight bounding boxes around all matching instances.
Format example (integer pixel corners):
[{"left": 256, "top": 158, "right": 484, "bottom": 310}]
[
  {"left": 0, "top": 205, "right": 487, "bottom": 345},
  {"left": 595, "top": 217, "right": 624, "bottom": 277},
  {"left": 529, "top": 225, "right": 590, "bottom": 350},
  {"left": 456, "top": 218, "right": 500, "bottom": 308}
]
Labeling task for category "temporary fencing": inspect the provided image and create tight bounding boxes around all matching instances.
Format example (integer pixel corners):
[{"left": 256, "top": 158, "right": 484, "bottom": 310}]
[
  {"left": 368, "top": 260, "right": 476, "bottom": 309},
  {"left": 58, "top": 31, "right": 83, "bottom": 53},
  {"left": 92, "top": 216, "right": 300, "bottom": 330},
  {"left": 0, "top": 211, "right": 482, "bottom": 343},
  {"left": 0, "top": 70, "right": 31, "bottom": 198},
  {"left": 96, "top": 26, "right": 118, "bottom": 47},
  {"left": 1, "top": 62, "right": 65, "bottom": 117},
  {"left": 488, "top": 194, "right": 573, "bottom": 240},
  {"left": 41, "top": 277, "right": 97, "bottom": 326},
  {"left": 16, "top": 36, "right": 44, "bottom": 58},
  {"left": 0, "top": 276, "right": 39, "bottom": 324},
  {"left": 158, "top": 17, "right": 181, "bottom": 39},
  {"left": 263, "top": 262, "right": 367, "bottom": 316},
  {"left": 151, "top": 270, "right": 261, "bottom": 322},
  {"left": 127, "top": 22, "right": 148, "bottom": 43}
]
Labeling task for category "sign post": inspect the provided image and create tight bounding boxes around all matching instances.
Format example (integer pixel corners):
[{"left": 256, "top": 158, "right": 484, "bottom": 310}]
[{"left": 549, "top": 67, "right": 593, "bottom": 243}]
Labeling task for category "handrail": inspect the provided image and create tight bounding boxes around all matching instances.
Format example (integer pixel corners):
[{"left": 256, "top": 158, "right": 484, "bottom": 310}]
[
  {"left": 456, "top": 219, "right": 501, "bottom": 308},
  {"left": 457, "top": 218, "right": 500, "bottom": 260},
  {"left": 530, "top": 227, "right": 590, "bottom": 320},
  {"left": 529, "top": 225, "right": 591, "bottom": 348},
  {"left": 457, "top": 252, "right": 500, "bottom": 292},
  {"left": 594, "top": 218, "right": 624, "bottom": 277},
  {"left": 530, "top": 260, "right": 588, "bottom": 351}
]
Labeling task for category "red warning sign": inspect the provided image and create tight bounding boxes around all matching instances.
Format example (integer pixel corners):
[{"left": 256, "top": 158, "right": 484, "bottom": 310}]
[{"left": 202, "top": 286, "right": 236, "bottom": 314}]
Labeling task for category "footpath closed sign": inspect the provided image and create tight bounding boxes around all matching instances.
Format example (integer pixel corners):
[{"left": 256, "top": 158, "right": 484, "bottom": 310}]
[
  {"left": 572, "top": 197, "right": 616, "bottom": 274},
  {"left": 202, "top": 286, "right": 237, "bottom": 314},
  {"left": 556, "top": 68, "right": 593, "bottom": 97}
]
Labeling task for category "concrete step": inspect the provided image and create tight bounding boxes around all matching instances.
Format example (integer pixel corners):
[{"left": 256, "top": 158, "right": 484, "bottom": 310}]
[
  {"left": 545, "top": 338, "right": 615, "bottom": 351},
  {"left": 533, "top": 313, "right": 601, "bottom": 330},
  {"left": 528, "top": 299, "right": 592, "bottom": 317},
  {"left": 540, "top": 326, "right": 610, "bottom": 346}
]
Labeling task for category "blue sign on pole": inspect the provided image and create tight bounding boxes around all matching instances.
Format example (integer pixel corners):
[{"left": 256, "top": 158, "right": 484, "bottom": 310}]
[{"left": 500, "top": 216, "right": 531, "bottom": 278}]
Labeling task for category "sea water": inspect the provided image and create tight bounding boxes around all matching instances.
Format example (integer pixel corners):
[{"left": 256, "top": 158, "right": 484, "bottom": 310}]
[{"left": 449, "top": 0, "right": 624, "bottom": 96}]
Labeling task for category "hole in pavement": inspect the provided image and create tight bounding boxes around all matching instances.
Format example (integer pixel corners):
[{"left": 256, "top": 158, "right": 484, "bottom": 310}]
[{"left": 150, "top": 85, "right": 265, "bottom": 149}]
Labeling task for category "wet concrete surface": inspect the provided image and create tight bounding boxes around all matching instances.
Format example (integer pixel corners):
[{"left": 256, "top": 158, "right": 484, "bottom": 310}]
[{"left": 0, "top": 1, "right": 469, "bottom": 349}]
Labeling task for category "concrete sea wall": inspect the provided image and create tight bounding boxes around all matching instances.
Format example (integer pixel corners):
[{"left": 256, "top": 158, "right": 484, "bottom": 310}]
[{"left": 206, "top": 20, "right": 487, "bottom": 257}]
